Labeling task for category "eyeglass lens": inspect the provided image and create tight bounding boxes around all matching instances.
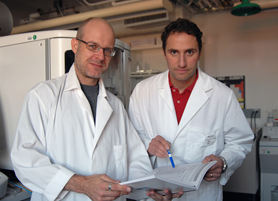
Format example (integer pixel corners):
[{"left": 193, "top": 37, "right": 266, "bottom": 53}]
[
  {"left": 76, "top": 38, "right": 115, "bottom": 56},
  {"left": 87, "top": 43, "right": 115, "bottom": 56}
]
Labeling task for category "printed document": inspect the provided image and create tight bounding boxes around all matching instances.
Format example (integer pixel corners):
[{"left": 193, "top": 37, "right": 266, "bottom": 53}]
[{"left": 121, "top": 161, "right": 217, "bottom": 199}]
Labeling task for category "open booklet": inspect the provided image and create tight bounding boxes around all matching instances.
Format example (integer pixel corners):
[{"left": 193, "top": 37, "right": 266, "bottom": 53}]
[{"left": 120, "top": 160, "right": 217, "bottom": 200}]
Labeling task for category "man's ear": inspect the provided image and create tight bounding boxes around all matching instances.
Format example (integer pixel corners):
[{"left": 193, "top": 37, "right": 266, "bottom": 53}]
[{"left": 71, "top": 38, "right": 78, "bottom": 54}]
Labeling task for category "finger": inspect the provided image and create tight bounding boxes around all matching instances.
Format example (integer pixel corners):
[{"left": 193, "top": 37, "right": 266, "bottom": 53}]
[
  {"left": 111, "top": 183, "right": 131, "bottom": 194},
  {"left": 155, "top": 135, "right": 171, "bottom": 150},
  {"left": 172, "top": 191, "right": 184, "bottom": 199},
  {"left": 166, "top": 141, "right": 171, "bottom": 149},
  {"left": 164, "top": 190, "right": 172, "bottom": 200},
  {"left": 99, "top": 175, "right": 129, "bottom": 192},
  {"left": 148, "top": 140, "right": 168, "bottom": 158},
  {"left": 202, "top": 154, "right": 214, "bottom": 163},
  {"left": 100, "top": 174, "right": 120, "bottom": 184},
  {"left": 204, "top": 171, "right": 221, "bottom": 182},
  {"left": 93, "top": 186, "right": 123, "bottom": 200},
  {"left": 148, "top": 145, "right": 167, "bottom": 158},
  {"left": 209, "top": 161, "right": 223, "bottom": 172},
  {"left": 147, "top": 191, "right": 164, "bottom": 201},
  {"left": 206, "top": 172, "right": 213, "bottom": 178}
]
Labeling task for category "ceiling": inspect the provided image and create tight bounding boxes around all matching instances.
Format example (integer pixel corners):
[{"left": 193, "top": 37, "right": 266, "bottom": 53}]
[
  {"left": 1, "top": 0, "right": 236, "bottom": 27},
  {"left": 1, "top": 0, "right": 104, "bottom": 26},
  {"left": 1, "top": 0, "right": 278, "bottom": 37}
]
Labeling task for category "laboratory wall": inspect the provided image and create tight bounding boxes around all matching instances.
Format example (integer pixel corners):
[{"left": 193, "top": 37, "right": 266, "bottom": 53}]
[
  {"left": 119, "top": 9, "right": 278, "bottom": 130},
  {"left": 192, "top": 10, "right": 278, "bottom": 129}
]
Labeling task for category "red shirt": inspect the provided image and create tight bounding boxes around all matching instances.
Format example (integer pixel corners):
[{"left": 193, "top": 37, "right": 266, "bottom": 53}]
[{"left": 169, "top": 71, "right": 198, "bottom": 124}]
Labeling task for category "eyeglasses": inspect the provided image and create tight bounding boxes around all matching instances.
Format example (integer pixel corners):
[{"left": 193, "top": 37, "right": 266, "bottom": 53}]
[{"left": 76, "top": 38, "right": 116, "bottom": 57}]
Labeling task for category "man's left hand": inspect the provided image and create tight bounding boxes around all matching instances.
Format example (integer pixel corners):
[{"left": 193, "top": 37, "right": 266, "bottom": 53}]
[
  {"left": 147, "top": 189, "right": 184, "bottom": 201},
  {"left": 202, "top": 154, "right": 223, "bottom": 182}
]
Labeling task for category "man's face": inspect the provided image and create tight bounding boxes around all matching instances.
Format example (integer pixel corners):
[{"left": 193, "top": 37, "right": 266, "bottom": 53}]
[
  {"left": 72, "top": 20, "right": 115, "bottom": 85},
  {"left": 164, "top": 32, "right": 201, "bottom": 88}
]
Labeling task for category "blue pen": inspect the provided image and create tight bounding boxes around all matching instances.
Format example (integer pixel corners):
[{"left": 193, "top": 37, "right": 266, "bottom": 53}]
[{"left": 167, "top": 150, "right": 175, "bottom": 168}]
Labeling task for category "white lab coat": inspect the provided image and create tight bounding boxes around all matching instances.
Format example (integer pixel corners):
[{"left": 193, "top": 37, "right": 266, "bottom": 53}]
[
  {"left": 11, "top": 65, "right": 153, "bottom": 201},
  {"left": 128, "top": 68, "right": 254, "bottom": 201}
]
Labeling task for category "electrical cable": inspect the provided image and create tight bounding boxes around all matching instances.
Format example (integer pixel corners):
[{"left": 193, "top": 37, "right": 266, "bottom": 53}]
[
  {"left": 250, "top": 111, "right": 256, "bottom": 140},
  {"left": 8, "top": 181, "right": 32, "bottom": 194},
  {"left": 57, "top": 1, "right": 64, "bottom": 16},
  {"left": 254, "top": 110, "right": 259, "bottom": 139},
  {"left": 250, "top": 110, "right": 254, "bottom": 127}
]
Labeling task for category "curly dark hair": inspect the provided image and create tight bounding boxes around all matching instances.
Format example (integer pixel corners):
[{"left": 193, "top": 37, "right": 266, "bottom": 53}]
[{"left": 161, "top": 18, "right": 203, "bottom": 53}]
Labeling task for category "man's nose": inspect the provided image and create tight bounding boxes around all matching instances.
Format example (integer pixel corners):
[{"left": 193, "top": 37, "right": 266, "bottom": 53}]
[
  {"left": 94, "top": 48, "right": 105, "bottom": 60},
  {"left": 179, "top": 55, "right": 187, "bottom": 68}
]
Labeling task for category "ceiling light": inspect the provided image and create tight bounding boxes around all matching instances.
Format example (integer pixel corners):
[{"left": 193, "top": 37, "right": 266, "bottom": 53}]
[{"left": 231, "top": 0, "right": 261, "bottom": 16}]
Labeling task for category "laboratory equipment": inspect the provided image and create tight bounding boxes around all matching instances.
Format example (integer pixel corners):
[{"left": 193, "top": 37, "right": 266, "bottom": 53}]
[
  {"left": 0, "top": 172, "right": 8, "bottom": 198},
  {"left": 0, "top": 30, "right": 76, "bottom": 172},
  {"left": 0, "top": 30, "right": 131, "bottom": 173},
  {"left": 260, "top": 126, "right": 278, "bottom": 201},
  {"left": 223, "top": 128, "right": 261, "bottom": 201},
  {"left": 100, "top": 39, "right": 131, "bottom": 108}
]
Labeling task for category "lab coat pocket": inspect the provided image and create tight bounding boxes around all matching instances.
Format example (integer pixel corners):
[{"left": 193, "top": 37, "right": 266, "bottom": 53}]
[
  {"left": 184, "top": 126, "right": 218, "bottom": 162},
  {"left": 114, "top": 144, "right": 128, "bottom": 182}
]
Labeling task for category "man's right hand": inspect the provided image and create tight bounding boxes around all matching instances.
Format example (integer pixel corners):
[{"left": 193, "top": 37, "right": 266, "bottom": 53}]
[
  {"left": 64, "top": 174, "right": 131, "bottom": 201},
  {"left": 147, "top": 135, "right": 171, "bottom": 158}
]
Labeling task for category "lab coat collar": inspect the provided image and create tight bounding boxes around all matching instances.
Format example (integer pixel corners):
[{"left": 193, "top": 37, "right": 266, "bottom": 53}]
[
  {"left": 196, "top": 67, "right": 213, "bottom": 93},
  {"left": 64, "top": 64, "right": 81, "bottom": 92}
]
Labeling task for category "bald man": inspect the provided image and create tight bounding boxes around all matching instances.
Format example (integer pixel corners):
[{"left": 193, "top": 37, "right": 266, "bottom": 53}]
[{"left": 11, "top": 18, "right": 152, "bottom": 201}]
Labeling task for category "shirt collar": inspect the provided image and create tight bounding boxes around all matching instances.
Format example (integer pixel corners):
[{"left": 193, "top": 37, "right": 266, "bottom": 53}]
[{"left": 168, "top": 69, "right": 199, "bottom": 93}]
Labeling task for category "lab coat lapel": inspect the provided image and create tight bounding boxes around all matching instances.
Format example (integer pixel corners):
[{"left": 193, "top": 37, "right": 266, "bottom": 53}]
[
  {"left": 65, "top": 65, "right": 95, "bottom": 123},
  {"left": 159, "top": 71, "right": 175, "bottom": 113},
  {"left": 176, "top": 68, "right": 212, "bottom": 136},
  {"left": 91, "top": 79, "right": 113, "bottom": 152}
]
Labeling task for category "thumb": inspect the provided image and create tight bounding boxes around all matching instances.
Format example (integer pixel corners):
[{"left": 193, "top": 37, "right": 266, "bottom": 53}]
[
  {"left": 202, "top": 157, "right": 209, "bottom": 164},
  {"left": 100, "top": 174, "right": 120, "bottom": 184}
]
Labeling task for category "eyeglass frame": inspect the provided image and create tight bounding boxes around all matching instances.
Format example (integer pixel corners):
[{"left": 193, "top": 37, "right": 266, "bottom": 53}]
[{"left": 76, "top": 38, "right": 116, "bottom": 57}]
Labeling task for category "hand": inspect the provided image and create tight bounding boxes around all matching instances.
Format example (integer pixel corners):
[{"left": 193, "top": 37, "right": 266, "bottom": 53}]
[
  {"left": 147, "top": 135, "right": 171, "bottom": 158},
  {"left": 202, "top": 154, "right": 223, "bottom": 182},
  {"left": 147, "top": 189, "right": 184, "bottom": 201},
  {"left": 64, "top": 174, "right": 131, "bottom": 201}
]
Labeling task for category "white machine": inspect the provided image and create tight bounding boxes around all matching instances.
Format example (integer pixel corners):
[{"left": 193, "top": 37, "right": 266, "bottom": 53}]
[
  {"left": 0, "top": 30, "right": 131, "bottom": 198},
  {"left": 223, "top": 129, "right": 261, "bottom": 201},
  {"left": 0, "top": 30, "right": 77, "bottom": 172},
  {"left": 260, "top": 126, "right": 278, "bottom": 201}
]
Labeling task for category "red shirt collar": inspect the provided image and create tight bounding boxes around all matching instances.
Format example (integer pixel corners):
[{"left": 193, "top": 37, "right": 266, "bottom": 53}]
[{"left": 168, "top": 69, "right": 199, "bottom": 93}]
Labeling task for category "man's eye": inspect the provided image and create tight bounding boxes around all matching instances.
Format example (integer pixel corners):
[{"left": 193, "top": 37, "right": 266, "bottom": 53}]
[
  {"left": 187, "top": 50, "right": 194, "bottom": 55},
  {"left": 89, "top": 44, "right": 97, "bottom": 49},
  {"left": 171, "top": 50, "right": 178, "bottom": 55},
  {"left": 105, "top": 49, "right": 112, "bottom": 53}
]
